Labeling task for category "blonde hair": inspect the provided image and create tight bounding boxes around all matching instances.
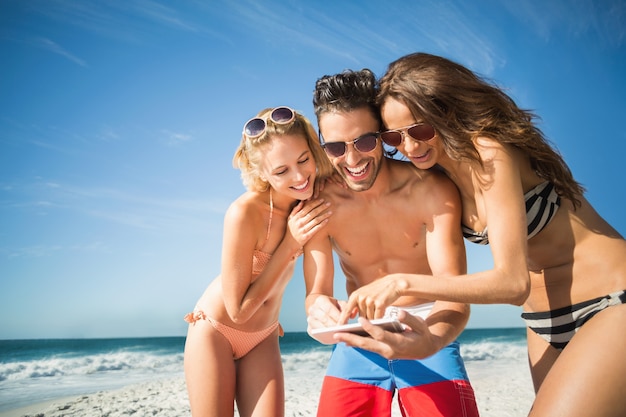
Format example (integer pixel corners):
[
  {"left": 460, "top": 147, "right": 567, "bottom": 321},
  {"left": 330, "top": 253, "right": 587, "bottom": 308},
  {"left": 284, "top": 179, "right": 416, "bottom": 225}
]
[{"left": 233, "top": 108, "right": 334, "bottom": 191}]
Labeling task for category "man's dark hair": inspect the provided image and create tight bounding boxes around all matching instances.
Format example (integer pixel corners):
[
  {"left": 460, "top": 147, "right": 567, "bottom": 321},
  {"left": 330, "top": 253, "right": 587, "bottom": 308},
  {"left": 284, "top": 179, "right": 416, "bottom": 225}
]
[{"left": 313, "top": 68, "right": 382, "bottom": 129}]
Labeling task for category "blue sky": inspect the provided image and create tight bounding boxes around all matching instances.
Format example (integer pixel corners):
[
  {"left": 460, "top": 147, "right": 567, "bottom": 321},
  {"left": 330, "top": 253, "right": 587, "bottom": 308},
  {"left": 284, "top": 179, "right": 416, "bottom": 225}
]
[{"left": 1, "top": 0, "right": 625, "bottom": 339}]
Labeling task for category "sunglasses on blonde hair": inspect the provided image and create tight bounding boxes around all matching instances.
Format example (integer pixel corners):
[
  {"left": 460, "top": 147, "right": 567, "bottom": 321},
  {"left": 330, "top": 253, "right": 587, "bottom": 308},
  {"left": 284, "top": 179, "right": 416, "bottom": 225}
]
[
  {"left": 380, "top": 123, "right": 436, "bottom": 147},
  {"left": 243, "top": 107, "right": 296, "bottom": 139}
]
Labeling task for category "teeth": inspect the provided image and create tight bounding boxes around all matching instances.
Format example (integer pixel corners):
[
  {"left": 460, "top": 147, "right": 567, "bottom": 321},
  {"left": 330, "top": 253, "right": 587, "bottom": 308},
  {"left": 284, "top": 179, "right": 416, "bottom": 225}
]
[
  {"left": 413, "top": 149, "right": 429, "bottom": 159},
  {"left": 346, "top": 163, "right": 368, "bottom": 176},
  {"left": 293, "top": 179, "right": 309, "bottom": 190}
]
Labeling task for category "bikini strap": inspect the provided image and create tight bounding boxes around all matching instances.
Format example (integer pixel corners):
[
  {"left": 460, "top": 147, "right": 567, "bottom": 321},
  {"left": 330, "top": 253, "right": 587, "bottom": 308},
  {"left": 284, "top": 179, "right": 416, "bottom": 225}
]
[{"left": 264, "top": 188, "right": 273, "bottom": 245}]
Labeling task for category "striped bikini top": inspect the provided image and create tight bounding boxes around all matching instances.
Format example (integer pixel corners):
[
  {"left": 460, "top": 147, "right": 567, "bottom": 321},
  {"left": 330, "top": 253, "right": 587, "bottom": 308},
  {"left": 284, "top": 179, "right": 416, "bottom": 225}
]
[
  {"left": 462, "top": 181, "right": 561, "bottom": 245},
  {"left": 252, "top": 190, "right": 273, "bottom": 275}
]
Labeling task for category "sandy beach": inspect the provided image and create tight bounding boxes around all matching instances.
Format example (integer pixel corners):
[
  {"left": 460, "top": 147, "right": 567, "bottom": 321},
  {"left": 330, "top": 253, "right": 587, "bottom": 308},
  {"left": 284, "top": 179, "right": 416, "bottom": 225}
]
[{"left": 0, "top": 357, "right": 534, "bottom": 417}]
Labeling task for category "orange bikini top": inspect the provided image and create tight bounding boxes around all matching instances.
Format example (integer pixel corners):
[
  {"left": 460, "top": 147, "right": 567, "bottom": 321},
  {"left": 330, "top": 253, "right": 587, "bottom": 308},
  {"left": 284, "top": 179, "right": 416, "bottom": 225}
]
[{"left": 251, "top": 190, "right": 274, "bottom": 275}]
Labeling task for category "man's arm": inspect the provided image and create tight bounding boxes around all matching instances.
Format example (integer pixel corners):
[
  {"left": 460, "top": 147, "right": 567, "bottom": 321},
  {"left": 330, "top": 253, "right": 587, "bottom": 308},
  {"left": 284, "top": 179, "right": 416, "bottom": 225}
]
[{"left": 303, "top": 222, "right": 343, "bottom": 338}]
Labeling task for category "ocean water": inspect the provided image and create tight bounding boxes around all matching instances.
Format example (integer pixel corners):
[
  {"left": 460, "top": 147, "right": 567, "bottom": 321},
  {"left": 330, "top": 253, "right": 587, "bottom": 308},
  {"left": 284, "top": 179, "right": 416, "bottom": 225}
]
[{"left": 0, "top": 328, "right": 527, "bottom": 413}]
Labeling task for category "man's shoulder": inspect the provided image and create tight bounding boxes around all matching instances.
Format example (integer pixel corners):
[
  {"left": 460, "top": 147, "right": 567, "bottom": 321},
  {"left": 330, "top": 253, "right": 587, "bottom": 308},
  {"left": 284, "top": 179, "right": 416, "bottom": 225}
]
[
  {"left": 386, "top": 160, "right": 459, "bottom": 207},
  {"left": 387, "top": 159, "right": 448, "bottom": 186},
  {"left": 318, "top": 181, "right": 356, "bottom": 201}
]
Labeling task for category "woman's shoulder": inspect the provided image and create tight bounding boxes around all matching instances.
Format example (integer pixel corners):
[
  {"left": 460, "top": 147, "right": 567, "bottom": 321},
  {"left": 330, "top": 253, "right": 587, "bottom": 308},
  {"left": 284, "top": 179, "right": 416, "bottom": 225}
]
[
  {"left": 474, "top": 135, "right": 533, "bottom": 170},
  {"left": 226, "top": 192, "right": 265, "bottom": 223},
  {"left": 473, "top": 135, "right": 512, "bottom": 161}
]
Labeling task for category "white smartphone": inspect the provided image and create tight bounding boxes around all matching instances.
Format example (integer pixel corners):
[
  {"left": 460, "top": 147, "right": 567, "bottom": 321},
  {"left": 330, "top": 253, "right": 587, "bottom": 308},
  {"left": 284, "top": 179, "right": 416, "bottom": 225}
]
[{"left": 309, "top": 317, "right": 406, "bottom": 345}]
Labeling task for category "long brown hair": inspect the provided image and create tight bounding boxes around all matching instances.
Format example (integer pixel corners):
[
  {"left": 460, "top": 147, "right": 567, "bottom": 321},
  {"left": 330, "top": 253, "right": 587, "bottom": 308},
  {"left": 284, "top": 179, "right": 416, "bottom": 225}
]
[{"left": 377, "top": 52, "right": 584, "bottom": 206}]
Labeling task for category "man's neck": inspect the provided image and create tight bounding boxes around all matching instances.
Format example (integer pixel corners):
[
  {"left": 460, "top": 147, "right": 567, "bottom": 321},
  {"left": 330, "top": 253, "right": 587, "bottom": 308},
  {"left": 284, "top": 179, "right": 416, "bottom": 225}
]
[{"left": 349, "top": 156, "right": 394, "bottom": 202}]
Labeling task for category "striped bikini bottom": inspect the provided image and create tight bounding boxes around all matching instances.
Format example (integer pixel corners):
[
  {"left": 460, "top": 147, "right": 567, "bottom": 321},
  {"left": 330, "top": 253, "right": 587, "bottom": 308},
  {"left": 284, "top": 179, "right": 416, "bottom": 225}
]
[{"left": 521, "top": 290, "right": 626, "bottom": 350}]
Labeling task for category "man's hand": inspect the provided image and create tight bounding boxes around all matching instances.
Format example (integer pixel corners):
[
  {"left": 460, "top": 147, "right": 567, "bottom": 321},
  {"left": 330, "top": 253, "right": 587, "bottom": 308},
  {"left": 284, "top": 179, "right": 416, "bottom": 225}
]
[
  {"left": 333, "top": 310, "right": 440, "bottom": 359},
  {"left": 307, "top": 296, "right": 360, "bottom": 345},
  {"left": 307, "top": 296, "right": 345, "bottom": 330}
]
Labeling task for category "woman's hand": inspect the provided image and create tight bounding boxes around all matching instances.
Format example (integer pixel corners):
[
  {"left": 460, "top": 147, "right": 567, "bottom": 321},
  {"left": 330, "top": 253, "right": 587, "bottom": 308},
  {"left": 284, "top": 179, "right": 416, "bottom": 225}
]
[
  {"left": 287, "top": 199, "right": 332, "bottom": 249},
  {"left": 313, "top": 172, "right": 347, "bottom": 198},
  {"left": 338, "top": 275, "right": 407, "bottom": 323}
]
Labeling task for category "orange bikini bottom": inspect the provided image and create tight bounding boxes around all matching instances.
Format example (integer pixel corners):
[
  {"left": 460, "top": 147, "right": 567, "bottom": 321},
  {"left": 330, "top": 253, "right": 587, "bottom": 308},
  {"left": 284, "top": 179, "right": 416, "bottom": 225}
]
[{"left": 185, "top": 310, "right": 283, "bottom": 359}]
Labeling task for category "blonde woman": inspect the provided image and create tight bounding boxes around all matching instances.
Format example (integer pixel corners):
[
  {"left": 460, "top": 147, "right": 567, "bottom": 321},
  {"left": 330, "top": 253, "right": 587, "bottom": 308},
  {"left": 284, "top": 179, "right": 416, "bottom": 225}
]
[{"left": 184, "top": 107, "right": 334, "bottom": 417}]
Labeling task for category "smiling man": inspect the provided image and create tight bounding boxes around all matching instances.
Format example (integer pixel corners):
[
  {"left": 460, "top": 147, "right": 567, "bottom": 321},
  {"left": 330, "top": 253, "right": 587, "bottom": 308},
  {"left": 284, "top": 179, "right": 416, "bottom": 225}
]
[{"left": 303, "top": 69, "right": 479, "bottom": 417}]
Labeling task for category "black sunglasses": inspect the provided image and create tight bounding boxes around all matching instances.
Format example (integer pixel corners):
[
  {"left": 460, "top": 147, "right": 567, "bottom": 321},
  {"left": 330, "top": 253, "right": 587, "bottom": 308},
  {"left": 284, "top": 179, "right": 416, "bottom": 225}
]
[
  {"left": 243, "top": 107, "right": 296, "bottom": 138},
  {"left": 380, "top": 123, "right": 436, "bottom": 147},
  {"left": 320, "top": 132, "right": 379, "bottom": 157}
]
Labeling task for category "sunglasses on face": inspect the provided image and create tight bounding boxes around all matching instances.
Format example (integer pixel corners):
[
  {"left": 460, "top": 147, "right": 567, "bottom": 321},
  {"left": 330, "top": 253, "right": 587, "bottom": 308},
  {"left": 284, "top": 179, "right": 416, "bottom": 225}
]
[
  {"left": 243, "top": 106, "right": 296, "bottom": 138},
  {"left": 320, "top": 132, "right": 379, "bottom": 158},
  {"left": 379, "top": 123, "right": 436, "bottom": 147}
]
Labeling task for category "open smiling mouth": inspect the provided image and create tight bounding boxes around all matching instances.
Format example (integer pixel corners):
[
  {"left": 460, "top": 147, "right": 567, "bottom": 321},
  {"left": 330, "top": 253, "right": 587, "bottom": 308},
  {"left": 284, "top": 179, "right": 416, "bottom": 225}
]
[
  {"left": 409, "top": 149, "right": 431, "bottom": 161},
  {"left": 344, "top": 162, "right": 369, "bottom": 178},
  {"left": 292, "top": 178, "right": 310, "bottom": 191}
]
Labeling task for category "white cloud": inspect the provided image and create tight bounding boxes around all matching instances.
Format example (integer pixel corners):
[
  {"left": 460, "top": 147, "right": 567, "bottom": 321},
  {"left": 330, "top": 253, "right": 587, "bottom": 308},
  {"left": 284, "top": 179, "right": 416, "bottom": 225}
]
[
  {"left": 129, "top": 0, "right": 200, "bottom": 33},
  {"left": 32, "top": 37, "right": 88, "bottom": 67},
  {"left": 4, "top": 244, "right": 63, "bottom": 259},
  {"left": 221, "top": 0, "right": 503, "bottom": 75},
  {"left": 502, "top": 0, "right": 625, "bottom": 47},
  {"left": 32, "top": 0, "right": 223, "bottom": 44},
  {"left": 162, "top": 130, "right": 193, "bottom": 146}
]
